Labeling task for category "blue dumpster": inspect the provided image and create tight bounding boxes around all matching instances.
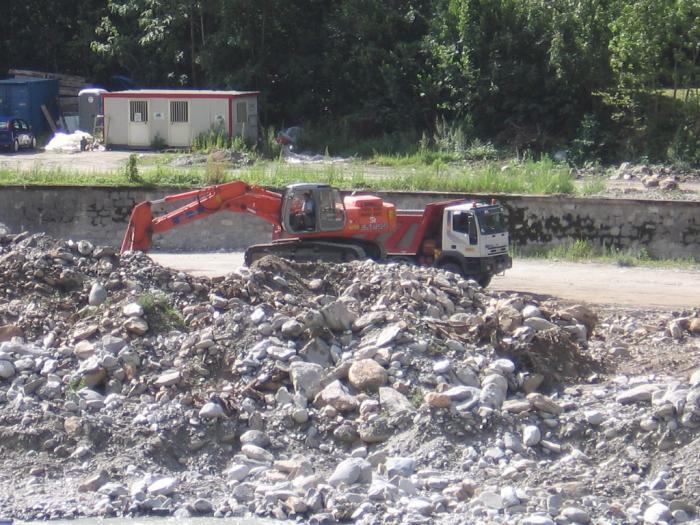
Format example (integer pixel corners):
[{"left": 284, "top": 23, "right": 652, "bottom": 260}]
[{"left": 0, "top": 77, "right": 59, "bottom": 134}]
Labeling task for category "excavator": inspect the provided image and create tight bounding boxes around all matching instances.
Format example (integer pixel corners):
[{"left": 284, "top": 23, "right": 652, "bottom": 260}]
[{"left": 120, "top": 181, "right": 397, "bottom": 264}]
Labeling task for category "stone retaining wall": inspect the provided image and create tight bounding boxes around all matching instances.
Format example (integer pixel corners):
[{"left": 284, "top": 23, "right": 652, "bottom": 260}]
[{"left": 0, "top": 187, "right": 697, "bottom": 258}]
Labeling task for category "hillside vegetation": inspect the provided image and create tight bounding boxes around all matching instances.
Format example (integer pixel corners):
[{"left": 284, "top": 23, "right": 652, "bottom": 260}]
[{"left": 2, "top": 1, "right": 700, "bottom": 164}]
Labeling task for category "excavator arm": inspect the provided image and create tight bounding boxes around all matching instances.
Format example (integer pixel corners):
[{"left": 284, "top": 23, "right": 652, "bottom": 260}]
[{"left": 120, "top": 181, "right": 283, "bottom": 253}]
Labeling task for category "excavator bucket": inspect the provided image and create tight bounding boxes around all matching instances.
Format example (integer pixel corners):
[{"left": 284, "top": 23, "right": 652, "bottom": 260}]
[{"left": 120, "top": 202, "right": 154, "bottom": 253}]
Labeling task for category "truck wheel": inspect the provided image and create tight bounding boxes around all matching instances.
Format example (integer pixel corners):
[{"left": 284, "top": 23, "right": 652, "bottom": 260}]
[
  {"left": 477, "top": 274, "right": 492, "bottom": 288},
  {"left": 12, "top": 140, "right": 19, "bottom": 153},
  {"left": 30, "top": 137, "right": 37, "bottom": 149}
]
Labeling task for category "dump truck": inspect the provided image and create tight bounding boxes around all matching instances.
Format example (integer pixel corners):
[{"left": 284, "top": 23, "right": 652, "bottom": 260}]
[{"left": 383, "top": 199, "right": 511, "bottom": 287}]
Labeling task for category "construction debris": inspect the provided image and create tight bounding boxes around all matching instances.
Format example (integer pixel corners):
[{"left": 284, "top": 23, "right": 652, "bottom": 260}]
[{"left": 0, "top": 232, "right": 698, "bottom": 523}]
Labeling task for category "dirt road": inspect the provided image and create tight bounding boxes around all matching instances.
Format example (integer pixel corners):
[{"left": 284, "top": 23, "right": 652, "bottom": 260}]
[
  {"left": 150, "top": 253, "right": 700, "bottom": 309},
  {"left": 0, "top": 149, "right": 159, "bottom": 173}
]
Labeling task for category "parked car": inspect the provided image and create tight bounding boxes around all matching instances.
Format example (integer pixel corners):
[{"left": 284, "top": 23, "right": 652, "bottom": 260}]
[{"left": 0, "top": 117, "right": 37, "bottom": 152}]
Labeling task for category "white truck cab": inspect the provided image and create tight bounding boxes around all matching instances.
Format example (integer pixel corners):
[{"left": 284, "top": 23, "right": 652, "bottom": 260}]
[{"left": 438, "top": 202, "right": 511, "bottom": 286}]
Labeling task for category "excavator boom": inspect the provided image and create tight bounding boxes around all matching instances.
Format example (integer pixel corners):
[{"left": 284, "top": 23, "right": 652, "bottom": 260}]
[{"left": 121, "top": 181, "right": 283, "bottom": 253}]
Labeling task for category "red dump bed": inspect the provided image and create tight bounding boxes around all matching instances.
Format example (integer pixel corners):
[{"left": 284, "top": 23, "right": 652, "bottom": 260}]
[{"left": 383, "top": 199, "right": 464, "bottom": 255}]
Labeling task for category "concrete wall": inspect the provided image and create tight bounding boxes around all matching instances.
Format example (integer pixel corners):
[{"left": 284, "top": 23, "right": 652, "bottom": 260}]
[{"left": 0, "top": 187, "right": 697, "bottom": 258}]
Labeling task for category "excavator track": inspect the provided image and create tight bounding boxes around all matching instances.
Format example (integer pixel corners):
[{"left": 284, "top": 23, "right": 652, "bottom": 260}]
[{"left": 245, "top": 240, "right": 367, "bottom": 266}]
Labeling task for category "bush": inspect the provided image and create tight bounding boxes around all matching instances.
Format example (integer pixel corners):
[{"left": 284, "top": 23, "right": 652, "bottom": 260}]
[{"left": 125, "top": 154, "right": 142, "bottom": 183}]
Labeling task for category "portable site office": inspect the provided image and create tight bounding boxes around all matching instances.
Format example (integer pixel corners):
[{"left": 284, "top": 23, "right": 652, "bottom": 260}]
[{"left": 102, "top": 89, "right": 259, "bottom": 148}]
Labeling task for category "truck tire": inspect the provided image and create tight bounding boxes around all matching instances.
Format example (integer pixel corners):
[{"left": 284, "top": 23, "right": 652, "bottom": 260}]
[
  {"left": 477, "top": 274, "right": 492, "bottom": 288},
  {"left": 12, "top": 140, "right": 19, "bottom": 153}
]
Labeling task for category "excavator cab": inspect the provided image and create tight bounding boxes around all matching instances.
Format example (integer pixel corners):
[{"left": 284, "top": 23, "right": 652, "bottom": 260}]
[{"left": 282, "top": 183, "right": 346, "bottom": 234}]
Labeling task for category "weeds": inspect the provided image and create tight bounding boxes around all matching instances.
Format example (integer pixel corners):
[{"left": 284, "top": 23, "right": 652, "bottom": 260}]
[
  {"left": 205, "top": 156, "right": 228, "bottom": 185},
  {"left": 136, "top": 292, "right": 185, "bottom": 331},
  {"left": 577, "top": 177, "right": 607, "bottom": 196},
  {"left": 125, "top": 154, "right": 142, "bottom": 183},
  {"left": 410, "top": 388, "right": 424, "bottom": 408},
  {"left": 514, "top": 240, "right": 699, "bottom": 269}
]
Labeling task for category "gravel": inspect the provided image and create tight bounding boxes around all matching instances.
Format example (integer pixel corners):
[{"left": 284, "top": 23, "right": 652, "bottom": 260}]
[{"left": 0, "top": 231, "right": 699, "bottom": 524}]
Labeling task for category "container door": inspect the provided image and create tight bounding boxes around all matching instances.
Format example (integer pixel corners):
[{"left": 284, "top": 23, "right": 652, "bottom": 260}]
[
  {"left": 168, "top": 100, "right": 190, "bottom": 146},
  {"left": 128, "top": 100, "right": 150, "bottom": 146},
  {"left": 10, "top": 86, "right": 31, "bottom": 122}
]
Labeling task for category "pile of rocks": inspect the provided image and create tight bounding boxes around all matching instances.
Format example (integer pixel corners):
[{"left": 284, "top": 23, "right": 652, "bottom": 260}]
[
  {"left": 610, "top": 163, "right": 700, "bottom": 191},
  {"left": 1, "top": 232, "right": 699, "bottom": 524},
  {"left": 169, "top": 148, "right": 254, "bottom": 168}
]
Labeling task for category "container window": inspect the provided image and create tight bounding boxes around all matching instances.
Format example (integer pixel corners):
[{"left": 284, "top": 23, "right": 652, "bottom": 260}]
[
  {"left": 170, "top": 101, "right": 188, "bottom": 123},
  {"left": 130, "top": 100, "right": 148, "bottom": 123},
  {"left": 236, "top": 101, "right": 247, "bottom": 123}
]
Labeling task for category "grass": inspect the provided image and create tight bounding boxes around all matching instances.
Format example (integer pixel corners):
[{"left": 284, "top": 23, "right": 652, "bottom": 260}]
[
  {"left": 576, "top": 177, "right": 607, "bottom": 196},
  {"left": 514, "top": 239, "right": 700, "bottom": 269},
  {"left": 136, "top": 292, "right": 185, "bottom": 331},
  {"left": 0, "top": 157, "right": 577, "bottom": 194}
]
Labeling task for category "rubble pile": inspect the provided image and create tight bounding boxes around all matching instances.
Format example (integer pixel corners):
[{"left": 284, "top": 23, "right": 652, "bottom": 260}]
[
  {"left": 608, "top": 163, "right": 700, "bottom": 199},
  {"left": 0, "top": 232, "right": 699, "bottom": 524}
]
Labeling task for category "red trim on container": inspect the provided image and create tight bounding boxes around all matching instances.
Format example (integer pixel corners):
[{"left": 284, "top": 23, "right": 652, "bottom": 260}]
[{"left": 102, "top": 91, "right": 259, "bottom": 99}]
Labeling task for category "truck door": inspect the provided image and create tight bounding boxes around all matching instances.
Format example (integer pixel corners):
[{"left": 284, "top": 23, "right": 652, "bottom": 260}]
[{"left": 445, "top": 211, "right": 477, "bottom": 253}]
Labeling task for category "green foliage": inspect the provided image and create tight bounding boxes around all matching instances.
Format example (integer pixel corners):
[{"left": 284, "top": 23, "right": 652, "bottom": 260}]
[
  {"left": 125, "top": 154, "right": 142, "bottom": 183},
  {"left": 205, "top": 156, "right": 228, "bottom": 185},
  {"left": 577, "top": 177, "right": 607, "bottom": 196},
  {"left": 136, "top": 292, "right": 185, "bottom": 332},
  {"left": 67, "top": 377, "right": 87, "bottom": 394},
  {"left": 259, "top": 127, "right": 282, "bottom": 160},
  {"left": 515, "top": 242, "right": 698, "bottom": 269},
  {"left": 193, "top": 124, "right": 231, "bottom": 153},
  {"left": 7, "top": 0, "right": 700, "bottom": 165},
  {"left": 410, "top": 388, "right": 424, "bottom": 409}
]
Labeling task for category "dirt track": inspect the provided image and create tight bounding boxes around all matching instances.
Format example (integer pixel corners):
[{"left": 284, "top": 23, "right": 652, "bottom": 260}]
[{"left": 150, "top": 253, "right": 700, "bottom": 309}]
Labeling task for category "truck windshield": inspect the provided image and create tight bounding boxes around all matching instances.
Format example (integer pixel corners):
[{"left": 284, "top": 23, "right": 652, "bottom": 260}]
[{"left": 475, "top": 207, "right": 506, "bottom": 234}]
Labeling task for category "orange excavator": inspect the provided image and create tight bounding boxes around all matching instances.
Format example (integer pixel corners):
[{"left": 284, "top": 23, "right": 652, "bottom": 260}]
[{"left": 120, "top": 181, "right": 397, "bottom": 264}]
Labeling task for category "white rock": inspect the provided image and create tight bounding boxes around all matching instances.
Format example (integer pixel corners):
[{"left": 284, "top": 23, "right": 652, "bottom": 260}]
[
  {"left": 199, "top": 402, "right": 224, "bottom": 419},
  {"left": 289, "top": 361, "right": 324, "bottom": 400},
  {"left": 147, "top": 477, "right": 178, "bottom": 496},
  {"left": 320, "top": 301, "right": 356, "bottom": 331},
  {"left": 617, "top": 384, "right": 661, "bottom": 404},
  {"left": 122, "top": 303, "right": 144, "bottom": 317},
  {"left": 524, "top": 317, "right": 557, "bottom": 332},
  {"left": 523, "top": 425, "right": 541, "bottom": 447},
  {"left": 584, "top": 410, "right": 604, "bottom": 425},
  {"left": 562, "top": 506, "right": 591, "bottom": 523},
  {"left": 477, "top": 491, "right": 503, "bottom": 510},
  {"left": 379, "top": 387, "right": 415, "bottom": 415},
  {"left": 89, "top": 282, "right": 108, "bottom": 306},
  {"left": 328, "top": 458, "right": 372, "bottom": 487},
  {"left": 643, "top": 502, "right": 672, "bottom": 523},
  {"left": 250, "top": 308, "right": 266, "bottom": 324},
  {"left": 0, "top": 360, "right": 15, "bottom": 379},
  {"left": 433, "top": 359, "right": 451, "bottom": 374},
  {"left": 241, "top": 444, "right": 273, "bottom": 462},
  {"left": 224, "top": 463, "right": 250, "bottom": 481},
  {"left": 522, "top": 305, "right": 543, "bottom": 319}
]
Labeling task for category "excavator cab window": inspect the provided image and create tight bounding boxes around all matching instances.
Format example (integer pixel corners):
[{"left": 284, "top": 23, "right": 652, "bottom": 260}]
[
  {"left": 317, "top": 188, "right": 345, "bottom": 231},
  {"left": 284, "top": 186, "right": 346, "bottom": 234}
]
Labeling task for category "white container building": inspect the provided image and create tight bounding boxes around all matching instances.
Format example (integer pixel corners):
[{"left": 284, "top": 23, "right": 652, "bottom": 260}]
[{"left": 102, "top": 89, "right": 259, "bottom": 148}]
